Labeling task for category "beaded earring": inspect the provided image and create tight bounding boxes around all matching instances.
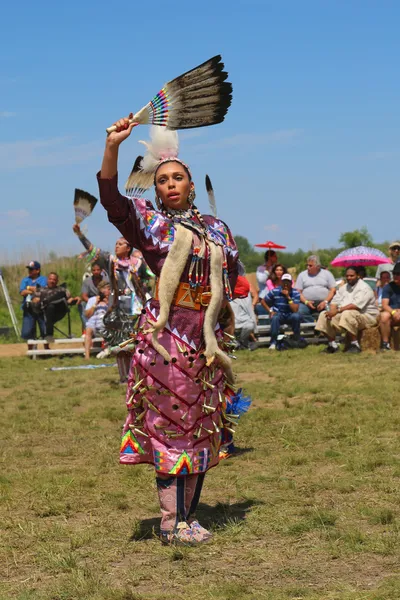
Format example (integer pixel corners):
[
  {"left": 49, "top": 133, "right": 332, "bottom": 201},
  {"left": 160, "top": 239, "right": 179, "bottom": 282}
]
[
  {"left": 155, "top": 194, "right": 163, "bottom": 211},
  {"left": 188, "top": 188, "right": 196, "bottom": 205}
]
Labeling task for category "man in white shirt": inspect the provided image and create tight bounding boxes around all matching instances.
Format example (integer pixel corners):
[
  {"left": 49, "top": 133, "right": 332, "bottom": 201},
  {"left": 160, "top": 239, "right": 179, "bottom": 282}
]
[
  {"left": 316, "top": 266, "right": 379, "bottom": 354},
  {"left": 296, "top": 255, "right": 337, "bottom": 322}
]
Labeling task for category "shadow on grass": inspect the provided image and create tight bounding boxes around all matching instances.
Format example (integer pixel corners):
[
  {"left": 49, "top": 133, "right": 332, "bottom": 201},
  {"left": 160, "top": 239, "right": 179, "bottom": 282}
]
[
  {"left": 130, "top": 498, "right": 263, "bottom": 541},
  {"left": 230, "top": 446, "right": 254, "bottom": 457}
]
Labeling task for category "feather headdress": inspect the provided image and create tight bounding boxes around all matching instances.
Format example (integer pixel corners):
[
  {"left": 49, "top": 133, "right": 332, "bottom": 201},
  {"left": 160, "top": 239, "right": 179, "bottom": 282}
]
[
  {"left": 125, "top": 127, "right": 189, "bottom": 198},
  {"left": 73, "top": 189, "right": 97, "bottom": 224},
  {"left": 106, "top": 55, "right": 232, "bottom": 134}
]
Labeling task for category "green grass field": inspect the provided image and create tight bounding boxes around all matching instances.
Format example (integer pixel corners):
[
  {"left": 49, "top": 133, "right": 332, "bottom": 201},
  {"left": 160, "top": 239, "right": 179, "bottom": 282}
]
[{"left": 1, "top": 346, "right": 400, "bottom": 600}]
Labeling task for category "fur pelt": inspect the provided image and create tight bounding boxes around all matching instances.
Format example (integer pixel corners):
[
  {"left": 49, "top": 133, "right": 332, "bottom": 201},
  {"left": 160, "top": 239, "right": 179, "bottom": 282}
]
[
  {"left": 203, "top": 243, "right": 234, "bottom": 383},
  {"left": 151, "top": 224, "right": 193, "bottom": 361}
]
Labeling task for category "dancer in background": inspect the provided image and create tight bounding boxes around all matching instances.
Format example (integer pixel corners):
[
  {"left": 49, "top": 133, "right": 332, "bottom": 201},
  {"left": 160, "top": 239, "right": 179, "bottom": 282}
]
[
  {"left": 97, "top": 119, "right": 248, "bottom": 545},
  {"left": 72, "top": 224, "right": 152, "bottom": 382}
]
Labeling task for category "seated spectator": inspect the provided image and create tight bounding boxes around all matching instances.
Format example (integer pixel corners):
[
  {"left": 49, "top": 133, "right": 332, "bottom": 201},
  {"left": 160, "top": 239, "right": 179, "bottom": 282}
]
[
  {"left": 265, "top": 263, "right": 288, "bottom": 293},
  {"left": 19, "top": 260, "right": 48, "bottom": 340},
  {"left": 379, "top": 263, "right": 400, "bottom": 351},
  {"left": 231, "top": 275, "right": 258, "bottom": 351},
  {"left": 31, "top": 272, "right": 81, "bottom": 341},
  {"left": 84, "top": 281, "right": 111, "bottom": 359},
  {"left": 260, "top": 273, "right": 301, "bottom": 350},
  {"left": 256, "top": 250, "right": 278, "bottom": 297},
  {"left": 80, "top": 262, "right": 109, "bottom": 329},
  {"left": 375, "top": 270, "right": 391, "bottom": 308},
  {"left": 81, "top": 262, "right": 109, "bottom": 302},
  {"left": 296, "top": 255, "right": 336, "bottom": 322},
  {"left": 316, "top": 266, "right": 379, "bottom": 354},
  {"left": 375, "top": 242, "right": 400, "bottom": 280}
]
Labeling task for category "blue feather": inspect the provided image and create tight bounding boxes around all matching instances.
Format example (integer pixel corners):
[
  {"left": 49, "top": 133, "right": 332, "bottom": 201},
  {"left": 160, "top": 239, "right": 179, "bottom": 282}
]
[{"left": 226, "top": 388, "right": 252, "bottom": 416}]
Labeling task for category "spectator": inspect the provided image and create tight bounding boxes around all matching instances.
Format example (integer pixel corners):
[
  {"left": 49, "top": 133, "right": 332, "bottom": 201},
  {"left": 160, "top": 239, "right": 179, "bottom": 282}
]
[
  {"left": 375, "top": 242, "right": 400, "bottom": 280},
  {"left": 231, "top": 275, "right": 258, "bottom": 350},
  {"left": 379, "top": 263, "right": 400, "bottom": 351},
  {"left": 19, "top": 261, "right": 48, "bottom": 340},
  {"left": 81, "top": 262, "right": 109, "bottom": 302},
  {"left": 375, "top": 270, "right": 391, "bottom": 308},
  {"left": 296, "top": 255, "right": 336, "bottom": 322},
  {"left": 80, "top": 262, "right": 109, "bottom": 329},
  {"left": 31, "top": 272, "right": 81, "bottom": 341},
  {"left": 84, "top": 281, "right": 111, "bottom": 359},
  {"left": 316, "top": 266, "right": 379, "bottom": 354},
  {"left": 256, "top": 250, "right": 278, "bottom": 297},
  {"left": 260, "top": 273, "right": 301, "bottom": 350},
  {"left": 265, "top": 263, "right": 287, "bottom": 292}
]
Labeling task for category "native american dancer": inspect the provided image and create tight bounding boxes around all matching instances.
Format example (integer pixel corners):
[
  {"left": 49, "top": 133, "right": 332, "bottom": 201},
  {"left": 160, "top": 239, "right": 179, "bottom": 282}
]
[
  {"left": 72, "top": 224, "right": 153, "bottom": 381},
  {"left": 98, "top": 120, "right": 249, "bottom": 545}
]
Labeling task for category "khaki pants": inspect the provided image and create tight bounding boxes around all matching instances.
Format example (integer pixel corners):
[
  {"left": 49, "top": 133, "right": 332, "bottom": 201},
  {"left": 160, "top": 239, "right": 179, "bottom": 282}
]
[{"left": 316, "top": 310, "right": 378, "bottom": 339}]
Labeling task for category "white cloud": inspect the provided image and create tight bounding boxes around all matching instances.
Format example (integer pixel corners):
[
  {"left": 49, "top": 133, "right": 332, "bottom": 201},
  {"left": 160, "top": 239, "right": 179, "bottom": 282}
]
[
  {"left": 189, "top": 129, "right": 303, "bottom": 152},
  {"left": 357, "top": 151, "right": 396, "bottom": 161},
  {"left": 0, "top": 111, "right": 16, "bottom": 118},
  {"left": 0, "top": 136, "right": 101, "bottom": 169},
  {"left": 6, "top": 209, "right": 30, "bottom": 219},
  {"left": 264, "top": 224, "right": 279, "bottom": 232}
]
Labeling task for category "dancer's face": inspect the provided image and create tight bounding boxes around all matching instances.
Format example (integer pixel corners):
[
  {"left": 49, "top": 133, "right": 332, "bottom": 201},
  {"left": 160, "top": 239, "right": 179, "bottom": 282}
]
[
  {"left": 115, "top": 238, "right": 131, "bottom": 258},
  {"left": 155, "top": 162, "right": 193, "bottom": 211}
]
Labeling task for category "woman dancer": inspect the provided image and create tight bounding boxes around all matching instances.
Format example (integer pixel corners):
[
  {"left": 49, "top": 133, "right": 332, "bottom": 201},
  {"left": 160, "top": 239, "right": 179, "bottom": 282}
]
[
  {"left": 73, "top": 225, "right": 151, "bottom": 382},
  {"left": 97, "top": 119, "right": 241, "bottom": 545}
]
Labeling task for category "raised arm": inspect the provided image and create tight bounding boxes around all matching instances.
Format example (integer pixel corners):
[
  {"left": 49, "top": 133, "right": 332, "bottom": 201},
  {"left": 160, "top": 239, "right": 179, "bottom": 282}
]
[{"left": 97, "top": 117, "right": 168, "bottom": 275}]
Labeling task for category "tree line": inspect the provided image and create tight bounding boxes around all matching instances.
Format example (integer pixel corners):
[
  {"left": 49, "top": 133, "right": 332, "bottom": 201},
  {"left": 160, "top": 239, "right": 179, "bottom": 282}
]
[{"left": 235, "top": 227, "right": 391, "bottom": 276}]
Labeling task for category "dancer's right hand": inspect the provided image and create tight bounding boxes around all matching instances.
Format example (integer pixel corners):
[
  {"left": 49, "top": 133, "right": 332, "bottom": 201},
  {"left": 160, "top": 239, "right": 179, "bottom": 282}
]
[{"left": 106, "top": 113, "right": 138, "bottom": 146}]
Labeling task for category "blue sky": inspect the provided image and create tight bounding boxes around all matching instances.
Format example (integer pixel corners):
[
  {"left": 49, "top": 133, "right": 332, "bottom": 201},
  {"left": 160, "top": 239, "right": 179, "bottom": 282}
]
[{"left": 1, "top": 0, "right": 399, "bottom": 262}]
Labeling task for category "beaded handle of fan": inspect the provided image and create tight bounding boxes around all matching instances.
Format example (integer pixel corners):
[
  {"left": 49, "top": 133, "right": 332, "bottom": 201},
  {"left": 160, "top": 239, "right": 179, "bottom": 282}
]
[{"left": 106, "top": 55, "right": 232, "bottom": 134}]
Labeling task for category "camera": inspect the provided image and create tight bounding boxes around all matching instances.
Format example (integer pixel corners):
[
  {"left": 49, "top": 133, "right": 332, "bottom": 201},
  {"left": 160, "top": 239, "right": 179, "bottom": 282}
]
[{"left": 99, "top": 291, "right": 106, "bottom": 301}]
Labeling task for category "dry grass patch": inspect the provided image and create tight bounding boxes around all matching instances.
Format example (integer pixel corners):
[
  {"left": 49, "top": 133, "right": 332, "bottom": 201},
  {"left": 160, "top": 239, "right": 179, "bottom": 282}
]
[{"left": 1, "top": 347, "right": 400, "bottom": 599}]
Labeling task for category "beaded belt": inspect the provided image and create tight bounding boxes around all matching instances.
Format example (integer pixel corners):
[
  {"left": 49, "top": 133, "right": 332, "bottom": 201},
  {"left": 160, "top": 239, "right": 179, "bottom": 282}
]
[{"left": 155, "top": 281, "right": 212, "bottom": 311}]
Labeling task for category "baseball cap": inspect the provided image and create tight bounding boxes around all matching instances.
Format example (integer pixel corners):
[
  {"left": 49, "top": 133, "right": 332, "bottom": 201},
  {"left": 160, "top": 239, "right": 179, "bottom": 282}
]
[
  {"left": 389, "top": 242, "right": 400, "bottom": 250},
  {"left": 26, "top": 260, "right": 41, "bottom": 270},
  {"left": 281, "top": 274, "right": 293, "bottom": 282}
]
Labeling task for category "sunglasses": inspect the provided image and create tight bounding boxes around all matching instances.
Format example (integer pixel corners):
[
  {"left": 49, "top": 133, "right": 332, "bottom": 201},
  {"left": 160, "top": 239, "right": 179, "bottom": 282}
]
[{"left": 391, "top": 247, "right": 400, "bottom": 251}]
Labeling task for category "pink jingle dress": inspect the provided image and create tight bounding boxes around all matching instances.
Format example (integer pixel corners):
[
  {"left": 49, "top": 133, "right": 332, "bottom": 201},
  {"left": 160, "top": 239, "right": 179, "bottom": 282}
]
[{"left": 98, "top": 173, "right": 239, "bottom": 476}]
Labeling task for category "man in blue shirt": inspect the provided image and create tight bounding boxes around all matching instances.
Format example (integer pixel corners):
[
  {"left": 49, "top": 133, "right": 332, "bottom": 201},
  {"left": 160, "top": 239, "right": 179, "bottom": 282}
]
[
  {"left": 260, "top": 273, "right": 302, "bottom": 350},
  {"left": 19, "top": 260, "right": 48, "bottom": 339}
]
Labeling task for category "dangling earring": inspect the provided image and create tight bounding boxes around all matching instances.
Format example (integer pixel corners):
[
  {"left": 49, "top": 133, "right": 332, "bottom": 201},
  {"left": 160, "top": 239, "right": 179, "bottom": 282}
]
[
  {"left": 155, "top": 194, "right": 163, "bottom": 211},
  {"left": 188, "top": 188, "right": 196, "bottom": 206}
]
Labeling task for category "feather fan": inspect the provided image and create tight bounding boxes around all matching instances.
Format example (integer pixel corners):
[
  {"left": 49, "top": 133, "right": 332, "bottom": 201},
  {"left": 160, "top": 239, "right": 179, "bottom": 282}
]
[
  {"left": 124, "top": 155, "right": 153, "bottom": 198},
  {"left": 73, "top": 189, "right": 98, "bottom": 224},
  {"left": 205, "top": 174, "right": 217, "bottom": 218},
  {"left": 106, "top": 55, "right": 232, "bottom": 134}
]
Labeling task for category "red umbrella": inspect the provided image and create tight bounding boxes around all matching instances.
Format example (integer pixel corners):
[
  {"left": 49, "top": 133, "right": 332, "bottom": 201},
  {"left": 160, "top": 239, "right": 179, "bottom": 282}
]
[{"left": 254, "top": 240, "right": 286, "bottom": 249}]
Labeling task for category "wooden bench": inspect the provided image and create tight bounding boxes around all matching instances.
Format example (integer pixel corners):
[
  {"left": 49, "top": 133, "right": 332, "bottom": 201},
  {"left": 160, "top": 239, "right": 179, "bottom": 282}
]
[
  {"left": 255, "top": 315, "right": 318, "bottom": 347},
  {"left": 27, "top": 337, "right": 103, "bottom": 359}
]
